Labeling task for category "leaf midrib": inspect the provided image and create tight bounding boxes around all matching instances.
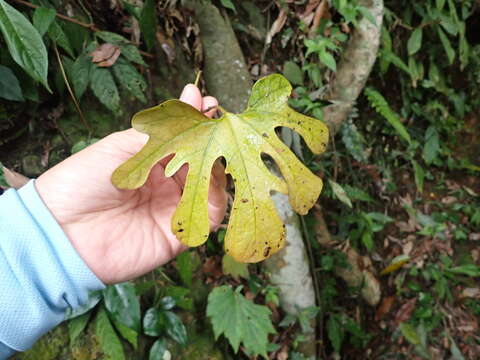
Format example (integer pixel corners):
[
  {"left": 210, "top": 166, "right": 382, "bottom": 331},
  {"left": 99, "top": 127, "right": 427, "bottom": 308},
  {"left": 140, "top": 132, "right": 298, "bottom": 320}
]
[
  {"left": 183, "top": 124, "right": 219, "bottom": 243},
  {"left": 224, "top": 113, "right": 258, "bottom": 247}
]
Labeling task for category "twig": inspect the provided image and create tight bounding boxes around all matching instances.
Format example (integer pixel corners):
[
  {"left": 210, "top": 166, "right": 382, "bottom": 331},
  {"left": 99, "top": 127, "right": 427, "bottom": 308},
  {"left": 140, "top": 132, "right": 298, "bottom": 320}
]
[
  {"left": 194, "top": 70, "right": 202, "bottom": 87},
  {"left": 53, "top": 44, "right": 92, "bottom": 134},
  {"left": 11, "top": 0, "right": 97, "bottom": 30},
  {"left": 75, "top": 0, "right": 93, "bottom": 24},
  {"left": 9, "top": 0, "right": 154, "bottom": 59},
  {"left": 330, "top": 131, "right": 339, "bottom": 181}
]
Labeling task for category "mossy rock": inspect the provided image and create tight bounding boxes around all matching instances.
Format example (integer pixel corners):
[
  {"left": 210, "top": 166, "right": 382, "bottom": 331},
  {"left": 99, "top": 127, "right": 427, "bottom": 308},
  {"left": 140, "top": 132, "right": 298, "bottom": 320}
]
[
  {"left": 168, "top": 333, "right": 224, "bottom": 360},
  {"left": 14, "top": 324, "right": 70, "bottom": 360}
]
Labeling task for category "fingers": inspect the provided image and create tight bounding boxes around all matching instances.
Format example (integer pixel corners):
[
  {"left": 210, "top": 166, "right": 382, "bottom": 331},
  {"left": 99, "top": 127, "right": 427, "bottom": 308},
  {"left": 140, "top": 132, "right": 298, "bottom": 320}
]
[
  {"left": 179, "top": 84, "right": 203, "bottom": 110},
  {"left": 202, "top": 96, "right": 219, "bottom": 118},
  {"left": 207, "top": 160, "right": 228, "bottom": 230},
  {"left": 179, "top": 84, "right": 219, "bottom": 119}
]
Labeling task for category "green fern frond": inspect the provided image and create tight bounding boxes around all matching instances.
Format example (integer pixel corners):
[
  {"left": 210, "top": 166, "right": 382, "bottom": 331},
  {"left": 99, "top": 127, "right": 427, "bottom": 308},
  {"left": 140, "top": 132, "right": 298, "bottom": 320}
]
[{"left": 364, "top": 87, "right": 412, "bottom": 145}]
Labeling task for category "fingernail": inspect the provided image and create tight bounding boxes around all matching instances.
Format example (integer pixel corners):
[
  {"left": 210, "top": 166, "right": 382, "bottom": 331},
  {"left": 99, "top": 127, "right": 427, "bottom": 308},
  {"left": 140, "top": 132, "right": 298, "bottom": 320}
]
[{"left": 180, "top": 84, "right": 195, "bottom": 100}]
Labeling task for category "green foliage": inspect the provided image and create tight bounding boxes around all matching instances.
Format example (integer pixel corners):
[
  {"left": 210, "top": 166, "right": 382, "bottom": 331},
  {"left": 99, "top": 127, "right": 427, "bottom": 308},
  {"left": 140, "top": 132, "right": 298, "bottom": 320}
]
[
  {"left": 304, "top": 29, "right": 347, "bottom": 72},
  {"left": 112, "top": 61, "right": 147, "bottom": 104},
  {"left": 163, "top": 285, "right": 194, "bottom": 311},
  {"left": 0, "top": 65, "right": 23, "bottom": 101},
  {"left": 364, "top": 87, "right": 412, "bottom": 145},
  {"left": 222, "top": 254, "right": 249, "bottom": 280},
  {"left": 279, "top": 306, "right": 319, "bottom": 334},
  {"left": 103, "top": 282, "right": 141, "bottom": 332},
  {"left": 139, "top": 0, "right": 156, "bottom": 52},
  {"left": 328, "top": 180, "right": 353, "bottom": 208},
  {"left": 326, "top": 313, "right": 371, "bottom": 353},
  {"left": 95, "top": 306, "right": 126, "bottom": 360},
  {"left": 422, "top": 126, "right": 440, "bottom": 164},
  {"left": 32, "top": 7, "right": 56, "bottom": 37},
  {"left": 90, "top": 67, "right": 120, "bottom": 112},
  {"left": 67, "top": 312, "right": 91, "bottom": 344},
  {"left": 437, "top": 27, "right": 455, "bottom": 64},
  {"left": 48, "top": 21, "right": 75, "bottom": 58},
  {"left": 65, "top": 290, "right": 102, "bottom": 320},
  {"left": 220, "top": 0, "right": 236, "bottom": 13},
  {"left": 0, "top": 0, "right": 148, "bottom": 112},
  {"left": 340, "top": 117, "right": 368, "bottom": 163},
  {"left": 407, "top": 28, "right": 423, "bottom": 56},
  {"left": 70, "top": 53, "right": 93, "bottom": 100},
  {"left": 338, "top": 211, "right": 393, "bottom": 251},
  {"left": 207, "top": 286, "right": 276, "bottom": 358},
  {"left": 149, "top": 338, "right": 168, "bottom": 360},
  {"left": 143, "top": 297, "right": 187, "bottom": 345},
  {"left": 283, "top": 61, "right": 304, "bottom": 85},
  {"left": 331, "top": 0, "right": 376, "bottom": 26},
  {"left": 0, "top": 0, "right": 50, "bottom": 90},
  {"left": 176, "top": 251, "right": 200, "bottom": 287}
]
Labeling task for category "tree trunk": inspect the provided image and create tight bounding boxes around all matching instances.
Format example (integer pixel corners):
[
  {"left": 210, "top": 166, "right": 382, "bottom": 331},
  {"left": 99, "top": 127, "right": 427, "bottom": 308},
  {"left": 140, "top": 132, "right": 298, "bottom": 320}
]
[{"left": 324, "top": 0, "right": 384, "bottom": 136}]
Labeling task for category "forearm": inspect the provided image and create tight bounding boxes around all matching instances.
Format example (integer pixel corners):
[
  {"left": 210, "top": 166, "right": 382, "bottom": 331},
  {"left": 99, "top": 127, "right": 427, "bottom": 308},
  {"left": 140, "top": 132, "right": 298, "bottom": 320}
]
[{"left": 0, "top": 181, "right": 104, "bottom": 358}]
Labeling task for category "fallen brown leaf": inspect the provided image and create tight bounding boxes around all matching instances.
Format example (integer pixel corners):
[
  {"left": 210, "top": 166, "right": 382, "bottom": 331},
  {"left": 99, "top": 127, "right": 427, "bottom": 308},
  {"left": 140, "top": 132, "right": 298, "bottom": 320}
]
[
  {"left": 460, "top": 288, "right": 480, "bottom": 299},
  {"left": 441, "top": 196, "right": 457, "bottom": 205},
  {"left": 90, "top": 43, "right": 121, "bottom": 67},
  {"left": 394, "top": 298, "right": 417, "bottom": 326},
  {"left": 309, "top": 0, "right": 329, "bottom": 37},
  {"left": 469, "top": 233, "right": 480, "bottom": 241},
  {"left": 276, "top": 346, "right": 289, "bottom": 360},
  {"left": 375, "top": 296, "right": 395, "bottom": 321},
  {"left": 299, "top": 0, "right": 320, "bottom": 26},
  {"left": 202, "top": 256, "right": 223, "bottom": 279},
  {"left": 266, "top": 9, "right": 287, "bottom": 45},
  {"left": 335, "top": 247, "right": 381, "bottom": 306}
]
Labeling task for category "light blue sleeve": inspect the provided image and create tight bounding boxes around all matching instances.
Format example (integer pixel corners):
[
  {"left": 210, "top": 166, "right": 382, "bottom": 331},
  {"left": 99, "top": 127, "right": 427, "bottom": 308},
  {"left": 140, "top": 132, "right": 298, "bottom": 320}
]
[{"left": 0, "top": 180, "right": 105, "bottom": 358}]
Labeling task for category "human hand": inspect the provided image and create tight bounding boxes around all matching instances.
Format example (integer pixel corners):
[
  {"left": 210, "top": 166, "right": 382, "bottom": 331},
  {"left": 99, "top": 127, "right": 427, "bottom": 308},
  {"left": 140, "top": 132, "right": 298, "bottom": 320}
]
[{"left": 36, "top": 85, "right": 227, "bottom": 284}]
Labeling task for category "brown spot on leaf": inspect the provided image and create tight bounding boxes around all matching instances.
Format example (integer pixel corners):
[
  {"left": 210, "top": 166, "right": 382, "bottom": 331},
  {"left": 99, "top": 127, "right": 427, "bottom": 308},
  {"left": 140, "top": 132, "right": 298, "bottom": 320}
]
[
  {"left": 263, "top": 246, "right": 271, "bottom": 257},
  {"left": 178, "top": 229, "right": 184, "bottom": 232},
  {"left": 262, "top": 133, "right": 269, "bottom": 138},
  {"left": 241, "top": 198, "right": 249, "bottom": 203}
]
